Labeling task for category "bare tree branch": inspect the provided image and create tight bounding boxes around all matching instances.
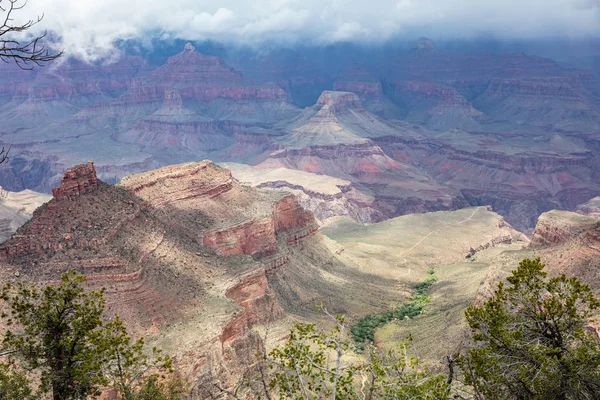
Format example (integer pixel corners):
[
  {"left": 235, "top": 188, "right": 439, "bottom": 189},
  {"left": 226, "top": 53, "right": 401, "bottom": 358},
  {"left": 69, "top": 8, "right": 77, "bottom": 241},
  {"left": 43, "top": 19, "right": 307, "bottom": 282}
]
[{"left": 0, "top": 0, "right": 62, "bottom": 69}]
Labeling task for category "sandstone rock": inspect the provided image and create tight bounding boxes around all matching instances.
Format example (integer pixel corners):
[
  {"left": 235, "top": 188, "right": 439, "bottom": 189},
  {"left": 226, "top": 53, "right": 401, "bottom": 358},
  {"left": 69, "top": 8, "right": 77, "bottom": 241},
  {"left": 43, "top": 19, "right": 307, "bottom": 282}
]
[
  {"left": 51, "top": 161, "right": 99, "bottom": 201},
  {"left": 529, "top": 210, "right": 599, "bottom": 247}
]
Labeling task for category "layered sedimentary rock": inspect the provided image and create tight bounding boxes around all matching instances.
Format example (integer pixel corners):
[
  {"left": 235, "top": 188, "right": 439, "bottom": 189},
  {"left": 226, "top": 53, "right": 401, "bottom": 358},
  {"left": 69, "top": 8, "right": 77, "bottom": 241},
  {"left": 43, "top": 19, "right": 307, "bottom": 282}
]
[
  {"left": 384, "top": 81, "right": 484, "bottom": 130},
  {"left": 529, "top": 210, "right": 600, "bottom": 247},
  {"left": 0, "top": 160, "right": 405, "bottom": 392},
  {"left": 260, "top": 91, "right": 468, "bottom": 221},
  {"left": 333, "top": 69, "right": 403, "bottom": 118},
  {"left": 369, "top": 125, "right": 600, "bottom": 231},
  {"left": 225, "top": 163, "right": 381, "bottom": 223},
  {"left": 474, "top": 77, "right": 600, "bottom": 130},
  {"left": 4, "top": 40, "right": 600, "bottom": 236},
  {"left": 51, "top": 161, "right": 99, "bottom": 200}
]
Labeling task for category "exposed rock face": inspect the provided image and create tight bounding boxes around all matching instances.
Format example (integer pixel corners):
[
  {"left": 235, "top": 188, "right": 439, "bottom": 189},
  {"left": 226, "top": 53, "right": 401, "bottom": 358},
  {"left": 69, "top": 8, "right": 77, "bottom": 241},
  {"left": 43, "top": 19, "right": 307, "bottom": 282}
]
[
  {"left": 203, "top": 219, "right": 278, "bottom": 257},
  {"left": 260, "top": 90, "right": 468, "bottom": 221},
  {"left": 220, "top": 271, "right": 283, "bottom": 346},
  {"left": 0, "top": 160, "right": 399, "bottom": 392},
  {"left": 474, "top": 77, "right": 600, "bottom": 129},
  {"left": 223, "top": 163, "right": 383, "bottom": 223},
  {"left": 529, "top": 210, "right": 599, "bottom": 247},
  {"left": 51, "top": 162, "right": 99, "bottom": 201},
  {"left": 333, "top": 69, "right": 403, "bottom": 118},
  {"left": 370, "top": 126, "right": 600, "bottom": 231},
  {"left": 4, "top": 42, "right": 600, "bottom": 234},
  {"left": 120, "top": 161, "right": 234, "bottom": 207}
]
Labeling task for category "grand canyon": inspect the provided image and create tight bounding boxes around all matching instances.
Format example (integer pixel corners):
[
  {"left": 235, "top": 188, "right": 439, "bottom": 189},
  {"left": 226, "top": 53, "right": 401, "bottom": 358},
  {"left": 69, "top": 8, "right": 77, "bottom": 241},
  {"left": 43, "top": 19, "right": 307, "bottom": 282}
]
[{"left": 2, "top": 0, "right": 600, "bottom": 395}]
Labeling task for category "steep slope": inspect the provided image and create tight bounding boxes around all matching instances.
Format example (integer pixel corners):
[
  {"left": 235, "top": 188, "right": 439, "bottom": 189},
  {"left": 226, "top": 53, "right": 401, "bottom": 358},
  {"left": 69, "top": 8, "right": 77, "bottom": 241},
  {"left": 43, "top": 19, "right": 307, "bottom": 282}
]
[
  {"left": 0, "top": 160, "right": 405, "bottom": 393},
  {"left": 144, "top": 43, "right": 299, "bottom": 124},
  {"left": 259, "top": 91, "right": 467, "bottom": 221},
  {"left": 115, "top": 90, "right": 236, "bottom": 154},
  {"left": 333, "top": 68, "right": 403, "bottom": 119}
]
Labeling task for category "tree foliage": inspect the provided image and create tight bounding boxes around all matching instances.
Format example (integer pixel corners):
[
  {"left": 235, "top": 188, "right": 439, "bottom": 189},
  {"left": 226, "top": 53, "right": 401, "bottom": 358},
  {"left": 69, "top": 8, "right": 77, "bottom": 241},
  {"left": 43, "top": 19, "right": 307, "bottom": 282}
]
[
  {"left": 1, "top": 271, "right": 108, "bottom": 399},
  {"left": 0, "top": 271, "right": 185, "bottom": 400},
  {"left": 459, "top": 258, "right": 600, "bottom": 400},
  {"left": 214, "top": 311, "right": 450, "bottom": 400},
  {"left": 0, "top": 360, "right": 34, "bottom": 399},
  {"left": 351, "top": 268, "right": 436, "bottom": 345}
]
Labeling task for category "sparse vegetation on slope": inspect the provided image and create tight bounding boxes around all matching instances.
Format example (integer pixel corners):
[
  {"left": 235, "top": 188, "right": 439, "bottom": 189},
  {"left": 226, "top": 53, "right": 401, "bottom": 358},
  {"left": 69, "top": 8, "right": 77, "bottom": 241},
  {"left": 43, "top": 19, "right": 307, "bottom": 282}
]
[{"left": 211, "top": 311, "right": 452, "bottom": 400}]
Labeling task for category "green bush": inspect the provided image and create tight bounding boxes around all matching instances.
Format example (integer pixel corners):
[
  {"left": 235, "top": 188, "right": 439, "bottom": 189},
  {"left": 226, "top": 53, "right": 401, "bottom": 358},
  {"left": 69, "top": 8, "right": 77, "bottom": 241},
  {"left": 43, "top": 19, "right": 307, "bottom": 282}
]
[{"left": 351, "top": 268, "right": 436, "bottom": 345}]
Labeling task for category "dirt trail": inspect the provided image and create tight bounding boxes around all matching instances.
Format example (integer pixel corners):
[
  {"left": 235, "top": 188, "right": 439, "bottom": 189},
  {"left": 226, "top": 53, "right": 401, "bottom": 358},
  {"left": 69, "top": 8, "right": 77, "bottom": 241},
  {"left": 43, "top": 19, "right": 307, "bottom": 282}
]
[{"left": 397, "top": 208, "right": 480, "bottom": 265}]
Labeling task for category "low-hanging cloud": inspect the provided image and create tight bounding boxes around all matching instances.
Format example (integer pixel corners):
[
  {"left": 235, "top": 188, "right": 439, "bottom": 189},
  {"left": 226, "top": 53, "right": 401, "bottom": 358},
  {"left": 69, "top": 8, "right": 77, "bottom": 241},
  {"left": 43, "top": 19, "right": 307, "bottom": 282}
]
[{"left": 10, "top": 0, "right": 600, "bottom": 60}]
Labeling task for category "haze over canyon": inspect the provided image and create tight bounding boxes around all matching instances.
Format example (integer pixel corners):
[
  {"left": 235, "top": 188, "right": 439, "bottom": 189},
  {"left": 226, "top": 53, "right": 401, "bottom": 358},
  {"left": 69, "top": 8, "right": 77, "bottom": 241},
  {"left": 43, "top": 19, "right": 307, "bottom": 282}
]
[{"left": 3, "top": 0, "right": 600, "bottom": 395}]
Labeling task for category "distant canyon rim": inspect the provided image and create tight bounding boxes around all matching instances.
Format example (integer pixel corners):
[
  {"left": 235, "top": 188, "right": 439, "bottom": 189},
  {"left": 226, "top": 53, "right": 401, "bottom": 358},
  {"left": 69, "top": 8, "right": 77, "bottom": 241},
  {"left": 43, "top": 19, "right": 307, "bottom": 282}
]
[{"left": 2, "top": 38, "right": 600, "bottom": 233}]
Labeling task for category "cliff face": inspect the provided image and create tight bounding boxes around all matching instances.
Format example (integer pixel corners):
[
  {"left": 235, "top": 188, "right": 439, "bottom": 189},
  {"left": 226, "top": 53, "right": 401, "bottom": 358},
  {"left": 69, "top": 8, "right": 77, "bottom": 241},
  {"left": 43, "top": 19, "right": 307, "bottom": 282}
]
[
  {"left": 51, "top": 162, "right": 99, "bottom": 201},
  {"left": 529, "top": 210, "right": 600, "bottom": 247},
  {"left": 370, "top": 128, "right": 600, "bottom": 231},
  {"left": 0, "top": 160, "right": 361, "bottom": 391},
  {"left": 258, "top": 90, "right": 468, "bottom": 222},
  {"left": 384, "top": 80, "right": 484, "bottom": 130},
  {"left": 474, "top": 77, "right": 600, "bottom": 129},
  {"left": 4, "top": 43, "right": 600, "bottom": 239}
]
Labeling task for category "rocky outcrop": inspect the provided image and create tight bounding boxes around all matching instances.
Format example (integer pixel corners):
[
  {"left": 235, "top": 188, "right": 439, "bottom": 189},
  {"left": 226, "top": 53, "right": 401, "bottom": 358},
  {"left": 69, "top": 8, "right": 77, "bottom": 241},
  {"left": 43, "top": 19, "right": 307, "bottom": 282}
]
[
  {"left": 220, "top": 271, "right": 283, "bottom": 346},
  {"left": 0, "top": 159, "right": 382, "bottom": 395},
  {"left": 119, "top": 161, "right": 234, "bottom": 208},
  {"left": 51, "top": 161, "right": 99, "bottom": 201},
  {"left": 145, "top": 43, "right": 291, "bottom": 106},
  {"left": 529, "top": 210, "right": 599, "bottom": 247},
  {"left": 203, "top": 219, "right": 278, "bottom": 257},
  {"left": 202, "top": 193, "right": 318, "bottom": 257}
]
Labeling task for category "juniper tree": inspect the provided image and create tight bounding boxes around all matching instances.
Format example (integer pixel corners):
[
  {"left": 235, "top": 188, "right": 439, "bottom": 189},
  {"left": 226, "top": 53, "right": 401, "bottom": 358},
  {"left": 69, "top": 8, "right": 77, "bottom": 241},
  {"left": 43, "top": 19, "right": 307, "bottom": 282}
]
[
  {"left": 0, "top": 271, "right": 185, "bottom": 400},
  {"left": 459, "top": 258, "right": 600, "bottom": 400}
]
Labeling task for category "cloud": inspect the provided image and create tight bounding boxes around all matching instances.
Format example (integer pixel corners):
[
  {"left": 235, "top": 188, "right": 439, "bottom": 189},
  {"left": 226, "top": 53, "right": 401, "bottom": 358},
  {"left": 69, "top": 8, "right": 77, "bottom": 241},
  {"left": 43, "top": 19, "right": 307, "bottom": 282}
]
[{"left": 9, "top": 0, "right": 600, "bottom": 60}]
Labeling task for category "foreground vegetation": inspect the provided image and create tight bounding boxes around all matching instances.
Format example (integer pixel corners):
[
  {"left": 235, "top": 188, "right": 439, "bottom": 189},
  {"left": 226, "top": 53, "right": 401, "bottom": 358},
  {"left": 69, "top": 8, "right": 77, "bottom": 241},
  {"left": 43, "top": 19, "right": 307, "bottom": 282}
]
[
  {"left": 0, "top": 272, "right": 186, "bottom": 400},
  {"left": 3, "top": 259, "right": 600, "bottom": 399}
]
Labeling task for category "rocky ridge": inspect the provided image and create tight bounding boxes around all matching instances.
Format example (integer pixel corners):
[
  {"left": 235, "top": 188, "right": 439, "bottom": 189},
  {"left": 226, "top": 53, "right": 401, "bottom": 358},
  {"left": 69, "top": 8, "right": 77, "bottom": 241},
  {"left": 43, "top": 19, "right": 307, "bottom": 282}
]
[{"left": 0, "top": 161, "right": 401, "bottom": 393}]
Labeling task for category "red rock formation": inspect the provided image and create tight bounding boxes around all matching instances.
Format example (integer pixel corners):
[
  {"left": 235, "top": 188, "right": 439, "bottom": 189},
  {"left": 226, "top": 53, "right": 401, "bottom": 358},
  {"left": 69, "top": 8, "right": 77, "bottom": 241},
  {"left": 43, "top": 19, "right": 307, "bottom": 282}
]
[
  {"left": 529, "top": 210, "right": 599, "bottom": 247},
  {"left": 220, "top": 271, "right": 283, "bottom": 346},
  {"left": 120, "top": 161, "right": 234, "bottom": 208},
  {"left": 51, "top": 161, "right": 99, "bottom": 201},
  {"left": 203, "top": 219, "right": 278, "bottom": 257}
]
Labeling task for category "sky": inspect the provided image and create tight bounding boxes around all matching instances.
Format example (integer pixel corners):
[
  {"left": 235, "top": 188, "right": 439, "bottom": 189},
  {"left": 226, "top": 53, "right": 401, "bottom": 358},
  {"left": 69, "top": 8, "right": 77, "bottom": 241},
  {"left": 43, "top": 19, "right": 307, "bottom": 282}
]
[{"left": 10, "top": 0, "right": 600, "bottom": 60}]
